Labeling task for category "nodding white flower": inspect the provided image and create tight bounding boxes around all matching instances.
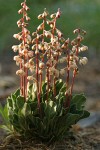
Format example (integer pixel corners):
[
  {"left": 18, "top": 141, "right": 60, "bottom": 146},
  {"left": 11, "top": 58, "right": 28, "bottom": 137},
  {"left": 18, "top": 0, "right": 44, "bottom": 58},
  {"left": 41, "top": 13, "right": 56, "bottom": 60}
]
[
  {"left": 32, "top": 32, "right": 37, "bottom": 36},
  {"left": 32, "top": 44, "right": 36, "bottom": 50},
  {"left": 73, "top": 29, "right": 80, "bottom": 34},
  {"left": 49, "top": 67, "right": 55, "bottom": 74},
  {"left": 77, "top": 35, "right": 84, "bottom": 41},
  {"left": 80, "top": 46, "right": 88, "bottom": 51},
  {"left": 19, "top": 43, "right": 23, "bottom": 48},
  {"left": 26, "top": 16, "right": 30, "bottom": 21},
  {"left": 24, "top": 6, "right": 29, "bottom": 11},
  {"left": 59, "top": 57, "right": 66, "bottom": 63},
  {"left": 13, "top": 34, "right": 22, "bottom": 40},
  {"left": 73, "top": 55, "right": 79, "bottom": 61},
  {"left": 38, "top": 14, "right": 43, "bottom": 19},
  {"left": 29, "top": 59, "right": 34, "bottom": 66},
  {"left": 54, "top": 69, "right": 59, "bottom": 78},
  {"left": 51, "top": 36, "right": 58, "bottom": 43},
  {"left": 21, "top": 2, "right": 24, "bottom": 7},
  {"left": 30, "top": 67, "right": 35, "bottom": 73},
  {"left": 72, "top": 46, "right": 77, "bottom": 52},
  {"left": 26, "top": 35, "right": 31, "bottom": 43},
  {"left": 44, "top": 30, "right": 51, "bottom": 38},
  {"left": 16, "top": 69, "right": 25, "bottom": 76},
  {"left": 46, "top": 60, "right": 51, "bottom": 66},
  {"left": 17, "top": 19, "right": 21, "bottom": 26},
  {"left": 16, "top": 62, "right": 20, "bottom": 66},
  {"left": 25, "top": 44, "right": 29, "bottom": 48},
  {"left": 24, "top": 28, "right": 30, "bottom": 34},
  {"left": 12, "top": 45, "right": 19, "bottom": 52},
  {"left": 82, "top": 30, "right": 87, "bottom": 35},
  {"left": 28, "top": 51, "right": 34, "bottom": 57},
  {"left": 13, "top": 34, "right": 19, "bottom": 39},
  {"left": 43, "top": 9, "right": 49, "bottom": 17},
  {"left": 69, "top": 61, "right": 77, "bottom": 69},
  {"left": 37, "top": 23, "right": 44, "bottom": 31},
  {"left": 13, "top": 56, "right": 20, "bottom": 61},
  {"left": 79, "top": 57, "right": 88, "bottom": 65},
  {"left": 56, "top": 29, "right": 63, "bottom": 37},
  {"left": 39, "top": 62, "right": 45, "bottom": 69},
  {"left": 35, "top": 50, "right": 39, "bottom": 55},
  {"left": 27, "top": 76, "right": 34, "bottom": 81},
  {"left": 65, "top": 38, "right": 70, "bottom": 44},
  {"left": 50, "top": 13, "right": 56, "bottom": 18},
  {"left": 61, "top": 44, "right": 66, "bottom": 49},
  {"left": 25, "top": 62, "right": 30, "bottom": 68},
  {"left": 60, "top": 69, "right": 65, "bottom": 76},
  {"left": 18, "top": 8, "right": 23, "bottom": 14},
  {"left": 39, "top": 70, "right": 43, "bottom": 75},
  {"left": 56, "top": 8, "right": 61, "bottom": 18},
  {"left": 44, "top": 42, "right": 49, "bottom": 50},
  {"left": 53, "top": 52, "right": 58, "bottom": 57},
  {"left": 38, "top": 44, "right": 44, "bottom": 50}
]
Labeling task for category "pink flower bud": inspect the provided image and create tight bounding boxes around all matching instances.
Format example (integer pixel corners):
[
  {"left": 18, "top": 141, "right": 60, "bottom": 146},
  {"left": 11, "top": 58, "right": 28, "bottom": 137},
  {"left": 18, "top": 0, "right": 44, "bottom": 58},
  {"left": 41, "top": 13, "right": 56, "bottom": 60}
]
[
  {"left": 18, "top": 9, "right": 23, "bottom": 14},
  {"left": 56, "top": 8, "right": 61, "bottom": 18}
]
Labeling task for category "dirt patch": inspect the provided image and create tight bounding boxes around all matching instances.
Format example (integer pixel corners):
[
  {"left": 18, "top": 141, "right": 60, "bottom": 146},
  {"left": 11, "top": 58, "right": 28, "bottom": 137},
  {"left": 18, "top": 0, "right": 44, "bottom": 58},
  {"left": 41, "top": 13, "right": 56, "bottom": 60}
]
[{"left": 0, "top": 122, "right": 100, "bottom": 150}]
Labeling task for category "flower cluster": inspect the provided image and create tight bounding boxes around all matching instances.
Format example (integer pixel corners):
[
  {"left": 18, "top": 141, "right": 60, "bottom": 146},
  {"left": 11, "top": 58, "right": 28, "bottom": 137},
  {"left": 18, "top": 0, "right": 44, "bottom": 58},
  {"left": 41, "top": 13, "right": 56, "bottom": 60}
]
[
  {"left": 12, "top": 0, "right": 32, "bottom": 98},
  {"left": 12, "top": 0, "right": 88, "bottom": 106}
]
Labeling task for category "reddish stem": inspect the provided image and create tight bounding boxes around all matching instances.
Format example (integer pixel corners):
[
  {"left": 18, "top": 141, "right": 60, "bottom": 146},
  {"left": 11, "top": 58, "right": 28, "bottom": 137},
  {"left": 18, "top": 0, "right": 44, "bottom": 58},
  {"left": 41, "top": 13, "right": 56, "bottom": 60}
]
[
  {"left": 36, "top": 37, "right": 40, "bottom": 109},
  {"left": 70, "top": 41, "right": 80, "bottom": 97},
  {"left": 52, "top": 18, "right": 57, "bottom": 96},
  {"left": 66, "top": 48, "right": 70, "bottom": 88},
  {"left": 39, "top": 73, "right": 42, "bottom": 94},
  {"left": 20, "top": 63, "right": 23, "bottom": 95}
]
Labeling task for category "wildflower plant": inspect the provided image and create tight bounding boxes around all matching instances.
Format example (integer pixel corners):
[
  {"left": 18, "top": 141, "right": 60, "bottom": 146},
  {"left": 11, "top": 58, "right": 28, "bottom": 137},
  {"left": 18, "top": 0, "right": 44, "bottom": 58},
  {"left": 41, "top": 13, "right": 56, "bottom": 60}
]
[{"left": 0, "top": 0, "right": 90, "bottom": 144}]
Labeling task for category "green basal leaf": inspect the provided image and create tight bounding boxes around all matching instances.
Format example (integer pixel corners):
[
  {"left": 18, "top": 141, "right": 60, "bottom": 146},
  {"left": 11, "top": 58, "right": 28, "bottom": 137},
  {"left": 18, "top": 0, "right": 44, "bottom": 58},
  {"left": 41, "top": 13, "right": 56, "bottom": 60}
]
[
  {"left": 55, "top": 79, "right": 64, "bottom": 95},
  {"left": 14, "top": 89, "right": 20, "bottom": 98},
  {"left": 16, "top": 96, "right": 25, "bottom": 109},
  {"left": 79, "top": 110, "right": 90, "bottom": 120},
  {"left": 66, "top": 113, "right": 80, "bottom": 127},
  {"left": 21, "top": 103, "right": 31, "bottom": 116},
  {"left": 71, "top": 94, "right": 86, "bottom": 110},
  {"left": 18, "top": 115, "right": 28, "bottom": 130},
  {"left": 0, "top": 125, "right": 13, "bottom": 134},
  {"left": 44, "top": 100, "right": 57, "bottom": 118},
  {"left": 0, "top": 104, "right": 9, "bottom": 124},
  {"left": 42, "top": 82, "right": 47, "bottom": 94},
  {"left": 7, "top": 97, "right": 13, "bottom": 108}
]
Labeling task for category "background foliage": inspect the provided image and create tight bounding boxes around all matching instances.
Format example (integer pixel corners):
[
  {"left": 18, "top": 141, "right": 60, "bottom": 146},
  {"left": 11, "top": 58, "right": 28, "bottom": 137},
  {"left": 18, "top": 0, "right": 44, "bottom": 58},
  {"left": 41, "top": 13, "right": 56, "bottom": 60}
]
[{"left": 0, "top": 0, "right": 100, "bottom": 54}]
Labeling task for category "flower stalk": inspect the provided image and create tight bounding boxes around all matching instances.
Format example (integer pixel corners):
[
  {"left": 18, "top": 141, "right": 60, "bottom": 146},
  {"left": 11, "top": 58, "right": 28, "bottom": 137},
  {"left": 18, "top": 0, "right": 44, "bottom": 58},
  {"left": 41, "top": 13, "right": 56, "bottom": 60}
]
[{"left": 12, "top": 2, "right": 88, "bottom": 109}]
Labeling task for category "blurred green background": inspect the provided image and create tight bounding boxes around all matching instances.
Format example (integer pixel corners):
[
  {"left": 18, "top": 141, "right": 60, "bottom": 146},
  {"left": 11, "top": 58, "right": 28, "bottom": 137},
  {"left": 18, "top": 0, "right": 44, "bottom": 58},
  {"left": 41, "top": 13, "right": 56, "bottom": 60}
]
[{"left": 0, "top": 0, "right": 100, "bottom": 55}]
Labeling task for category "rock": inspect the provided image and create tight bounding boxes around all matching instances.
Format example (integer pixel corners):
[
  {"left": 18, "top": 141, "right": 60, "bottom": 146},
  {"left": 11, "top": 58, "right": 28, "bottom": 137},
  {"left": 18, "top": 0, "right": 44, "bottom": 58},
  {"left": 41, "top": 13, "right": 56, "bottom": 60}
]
[{"left": 78, "top": 112, "right": 100, "bottom": 128}]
